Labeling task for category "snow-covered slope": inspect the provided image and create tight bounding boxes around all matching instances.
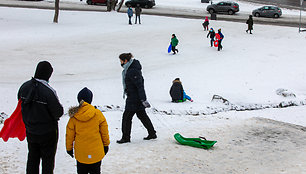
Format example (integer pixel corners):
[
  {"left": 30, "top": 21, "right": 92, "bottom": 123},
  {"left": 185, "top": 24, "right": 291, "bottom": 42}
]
[{"left": 0, "top": 7, "right": 306, "bottom": 174}]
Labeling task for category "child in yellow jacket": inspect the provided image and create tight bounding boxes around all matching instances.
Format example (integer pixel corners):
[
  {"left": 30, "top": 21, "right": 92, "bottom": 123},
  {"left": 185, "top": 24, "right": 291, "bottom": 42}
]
[{"left": 66, "top": 87, "right": 110, "bottom": 174}]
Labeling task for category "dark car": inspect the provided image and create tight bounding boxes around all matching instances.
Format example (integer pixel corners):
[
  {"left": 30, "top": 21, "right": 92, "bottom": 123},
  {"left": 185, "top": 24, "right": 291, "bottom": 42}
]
[
  {"left": 206, "top": 1, "right": 239, "bottom": 15},
  {"left": 252, "top": 6, "right": 282, "bottom": 18},
  {"left": 87, "top": 0, "right": 107, "bottom": 5},
  {"left": 125, "top": 0, "right": 155, "bottom": 8}
]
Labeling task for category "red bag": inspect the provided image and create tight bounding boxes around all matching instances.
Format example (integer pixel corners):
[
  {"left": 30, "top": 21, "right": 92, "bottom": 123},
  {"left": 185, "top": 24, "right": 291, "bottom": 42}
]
[
  {"left": 0, "top": 100, "right": 26, "bottom": 142},
  {"left": 214, "top": 40, "right": 219, "bottom": 47}
]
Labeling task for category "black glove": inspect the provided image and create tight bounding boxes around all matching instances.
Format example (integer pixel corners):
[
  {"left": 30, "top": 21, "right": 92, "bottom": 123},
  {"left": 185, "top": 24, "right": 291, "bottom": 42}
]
[
  {"left": 142, "top": 100, "right": 151, "bottom": 108},
  {"left": 104, "top": 146, "right": 109, "bottom": 155},
  {"left": 67, "top": 150, "right": 74, "bottom": 158}
]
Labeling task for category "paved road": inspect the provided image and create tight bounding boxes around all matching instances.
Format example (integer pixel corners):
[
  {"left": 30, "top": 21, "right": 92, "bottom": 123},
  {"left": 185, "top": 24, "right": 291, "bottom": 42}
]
[
  {"left": 242, "top": 0, "right": 305, "bottom": 10},
  {"left": 0, "top": 0, "right": 305, "bottom": 28}
]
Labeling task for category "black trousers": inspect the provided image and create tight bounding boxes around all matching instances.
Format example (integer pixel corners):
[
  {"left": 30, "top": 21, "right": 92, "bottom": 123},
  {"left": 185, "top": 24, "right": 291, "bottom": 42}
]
[
  {"left": 210, "top": 38, "right": 214, "bottom": 47},
  {"left": 218, "top": 39, "right": 223, "bottom": 51},
  {"left": 26, "top": 130, "right": 58, "bottom": 174},
  {"left": 77, "top": 161, "right": 101, "bottom": 174},
  {"left": 121, "top": 110, "right": 156, "bottom": 140},
  {"left": 171, "top": 46, "right": 178, "bottom": 54},
  {"left": 135, "top": 15, "right": 141, "bottom": 24},
  {"left": 128, "top": 16, "right": 132, "bottom": 24}
]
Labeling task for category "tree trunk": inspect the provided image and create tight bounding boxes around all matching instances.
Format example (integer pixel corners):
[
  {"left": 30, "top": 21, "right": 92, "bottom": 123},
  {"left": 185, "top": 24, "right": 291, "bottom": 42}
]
[
  {"left": 117, "top": 0, "right": 124, "bottom": 12},
  {"left": 53, "top": 0, "right": 59, "bottom": 23}
]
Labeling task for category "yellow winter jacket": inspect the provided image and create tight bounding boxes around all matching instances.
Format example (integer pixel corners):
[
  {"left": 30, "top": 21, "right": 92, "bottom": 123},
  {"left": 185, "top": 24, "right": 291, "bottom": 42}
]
[{"left": 66, "top": 101, "right": 110, "bottom": 164}]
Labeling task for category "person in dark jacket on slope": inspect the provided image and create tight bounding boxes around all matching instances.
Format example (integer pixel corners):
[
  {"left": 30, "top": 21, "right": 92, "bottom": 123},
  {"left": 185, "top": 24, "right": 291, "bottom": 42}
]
[
  {"left": 117, "top": 53, "right": 157, "bottom": 144},
  {"left": 246, "top": 15, "right": 253, "bottom": 34},
  {"left": 170, "top": 78, "right": 193, "bottom": 102},
  {"left": 217, "top": 28, "right": 224, "bottom": 51},
  {"left": 135, "top": 4, "right": 142, "bottom": 24},
  {"left": 207, "top": 28, "right": 216, "bottom": 47},
  {"left": 18, "top": 61, "right": 63, "bottom": 174}
]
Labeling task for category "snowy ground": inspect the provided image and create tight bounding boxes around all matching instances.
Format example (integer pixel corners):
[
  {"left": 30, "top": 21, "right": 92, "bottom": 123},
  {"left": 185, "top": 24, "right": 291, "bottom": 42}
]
[{"left": 0, "top": 6, "right": 306, "bottom": 174}]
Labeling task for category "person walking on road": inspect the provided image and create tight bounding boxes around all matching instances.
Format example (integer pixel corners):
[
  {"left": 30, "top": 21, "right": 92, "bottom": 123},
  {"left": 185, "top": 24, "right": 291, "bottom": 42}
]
[
  {"left": 117, "top": 53, "right": 157, "bottom": 144},
  {"left": 127, "top": 6, "right": 133, "bottom": 25},
  {"left": 246, "top": 15, "right": 253, "bottom": 34},
  {"left": 18, "top": 61, "right": 63, "bottom": 174},
  {"left": 135, "top": 4, "right": 142, "bottom": 24}
]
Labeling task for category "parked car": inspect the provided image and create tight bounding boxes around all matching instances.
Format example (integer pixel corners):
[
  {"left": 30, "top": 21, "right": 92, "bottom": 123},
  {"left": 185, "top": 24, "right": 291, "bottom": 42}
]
[
  {"left": 87, "top": 0, "right": 107, "bottom": 5},
  {"left": 252, "top": 6, "right": 282, "bottom": 18},
  {"left": 206, "top": 1, "right": 239, "bottom": 15},
  {"left": 125, "top": 0, "right": 155, "bottom": 8}
]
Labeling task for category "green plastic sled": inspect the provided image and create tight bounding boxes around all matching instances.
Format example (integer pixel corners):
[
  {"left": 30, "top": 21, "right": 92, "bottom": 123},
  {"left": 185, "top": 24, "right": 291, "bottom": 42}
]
[{"left": 174, "top": 133, "right": 217, "bottom": 149}]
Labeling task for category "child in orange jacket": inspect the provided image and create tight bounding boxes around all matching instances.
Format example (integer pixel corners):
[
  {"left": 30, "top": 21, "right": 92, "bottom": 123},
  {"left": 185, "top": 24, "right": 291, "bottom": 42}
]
[{"left": 66, "top": 87, "right": 110, "bottom": 174}]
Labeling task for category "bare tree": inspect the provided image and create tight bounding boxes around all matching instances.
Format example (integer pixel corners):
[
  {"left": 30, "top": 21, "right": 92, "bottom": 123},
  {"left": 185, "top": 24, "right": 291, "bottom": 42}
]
[
  {"left": 53, "top": 0, "right": 59, "bottom": 23},
  {"left": 117, "top": 0, "right": 124, "bottom": 12}
]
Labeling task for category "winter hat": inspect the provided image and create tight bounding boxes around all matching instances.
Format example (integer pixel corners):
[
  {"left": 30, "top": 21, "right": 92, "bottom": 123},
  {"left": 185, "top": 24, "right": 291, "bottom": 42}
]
[
  {"left": 77, "top": 87, "right": 93, "bottom": 104},
  {"left": 173, "top": 78, "right": 181, "bottom": 83},
  {"left": 172, "top": 34, "right": 176, "bottom": 37},
  {"left": 34, "top": 61, "right": 53, "bottom": 81}
]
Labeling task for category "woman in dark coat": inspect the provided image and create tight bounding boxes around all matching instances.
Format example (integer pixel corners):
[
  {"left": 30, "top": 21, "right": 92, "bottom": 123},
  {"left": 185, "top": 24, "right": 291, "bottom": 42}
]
[
  {"left": 246, "top": 15, "right": 253, "bottom": 34},
  {"left": 117, "top": 53, "right": 156, "bottom": 144}
]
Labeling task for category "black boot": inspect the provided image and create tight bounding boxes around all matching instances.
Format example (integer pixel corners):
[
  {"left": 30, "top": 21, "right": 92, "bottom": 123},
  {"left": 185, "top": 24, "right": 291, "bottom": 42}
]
[
  {"left": 116, "top": 138, "right": 131, "bottom": 144},
  {"left": 143, "top": 134, "right": 157, "bottom": 140}
]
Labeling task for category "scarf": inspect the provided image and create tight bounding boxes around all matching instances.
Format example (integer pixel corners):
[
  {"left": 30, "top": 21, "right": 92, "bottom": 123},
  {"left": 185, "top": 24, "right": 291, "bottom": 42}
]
[{"left": 122, "top": 59, "right": 134, "bottom": 99}]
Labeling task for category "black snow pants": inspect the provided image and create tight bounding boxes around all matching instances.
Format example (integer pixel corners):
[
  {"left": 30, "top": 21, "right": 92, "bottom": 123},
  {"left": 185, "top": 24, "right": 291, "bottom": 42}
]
[
  {"left": 26, "top": 129, "right": 58, "bottom": 174},
  {"left": 121, "top": 110, "right": 156, "bottom": 140},
  {"left": 77, "top": 160, "right": 101, "bottom": 174},
  {"left": 210, "top": 38, "right": 214, "bottom": 47},
  {"left": 171, "top": 46, "right": 178, "bottom": 54},
  {"left": 218, "top": 39, "right": 223, "bottom": 51},
  {"left": 135, "top": 15, "right": 141, "bottom": 24}
]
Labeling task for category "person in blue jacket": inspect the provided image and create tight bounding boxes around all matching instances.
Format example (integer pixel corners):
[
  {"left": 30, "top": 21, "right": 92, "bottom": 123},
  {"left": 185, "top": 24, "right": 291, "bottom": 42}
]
[
  {"left": 127, "top": 6, "right": 133, "bottom": 25},
  {"left": 170, "top": 78, "right": 193, "bottom": 102},
  {"left": 217, "top": 28, "right": 224, "bottom": 51}
]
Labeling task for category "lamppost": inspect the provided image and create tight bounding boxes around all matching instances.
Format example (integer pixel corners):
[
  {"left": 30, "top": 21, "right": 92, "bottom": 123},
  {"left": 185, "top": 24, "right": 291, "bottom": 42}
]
[{"left": 299, "top": 0, "right": 305, "bottom": 32}]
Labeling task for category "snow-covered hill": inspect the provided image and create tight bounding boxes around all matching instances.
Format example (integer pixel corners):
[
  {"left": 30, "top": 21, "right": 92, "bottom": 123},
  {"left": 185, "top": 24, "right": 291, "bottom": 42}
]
[{"left": 0, "top": 6, "right": 306, "bottom": 174}]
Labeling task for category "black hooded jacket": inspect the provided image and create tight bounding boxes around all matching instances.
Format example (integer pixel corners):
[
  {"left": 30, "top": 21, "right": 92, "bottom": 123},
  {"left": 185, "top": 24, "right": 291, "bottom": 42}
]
[
  {"left": 18, "top": 78, "right": 63, "bottom": 135},
  {"left": 170, "top": 80, "right": 184, "bottom": 102},
  {"left": 125, "top": 59, "right": 147, "bottom": 111}
]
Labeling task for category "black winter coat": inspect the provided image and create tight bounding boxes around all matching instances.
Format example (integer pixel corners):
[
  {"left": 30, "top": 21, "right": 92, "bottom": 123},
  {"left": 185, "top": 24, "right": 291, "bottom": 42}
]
[
  {"left": 247, "top": 18, "right": 253, "bottom": 30},
  {"left": 135, "top": 6, "right": 142, "bottom": 16},
  {"left": 125, "top": 60, "right": 147, "bottom": 111},
  {"left": 207, "top": 30, "right": 215, "bottom": 39},
  {"left": 18, "top": 78, "right": 63, "bottom": 135},
  {"left": 170, "top": 81, "right": 184, "bottom": 102}
]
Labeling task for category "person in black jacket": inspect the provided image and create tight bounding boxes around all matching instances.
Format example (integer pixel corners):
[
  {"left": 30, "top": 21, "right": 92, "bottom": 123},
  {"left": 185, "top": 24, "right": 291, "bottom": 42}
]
[
  {"left": 207, "top": 28, "right": 216, "bottom": 47},
  {"left": 170, "top": 78, "right": 193, "bottom": 102},
  {"left": 246, "top": 15, "right": 253, "bottom": 34},
  {"left": 117, "top": 53, "right": 156, "bottom": 144},
  {"left": 18, "top": 61, "right": 63, "bottom": 174},
  {"left": 135, "top": 4, "right": 142, "bottom": 24}
]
